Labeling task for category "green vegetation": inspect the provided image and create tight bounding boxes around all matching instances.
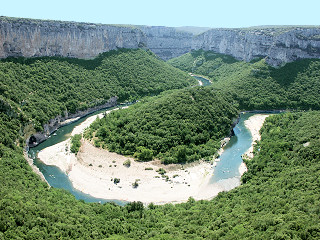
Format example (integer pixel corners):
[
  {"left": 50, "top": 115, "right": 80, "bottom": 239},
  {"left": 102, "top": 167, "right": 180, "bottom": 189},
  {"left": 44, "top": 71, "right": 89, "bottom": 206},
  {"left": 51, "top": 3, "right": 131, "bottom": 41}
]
[
  {"left": 85, "top": 87, "right": 238, "bottom": 163},
  {"left": 169, "top": 50, "right": 320, "bottom": 110},
  {"left": 167, "top": 49, "right": 238, "bottom": 75},
  {"left": 1, "top": 106, "right": 320, "bottom": 238},
  {"left": 0, "top": 16, "right": 140, "bottom": 30},
  {"left": 0, "top": 48, "right": 195, "bottom": 131},
  {"left": 113, "top": 178, "right": 120, "bottom": 184},
  {"left": 132, "top": 179, "right": 139, "bottom": 188},
  {"left": 70, "top": 134, "right": 82, "bottom": 154},
  {"left": 1, "top": 47, "right": 320, "bottom": 239},
  {"left": 123, "top": 159, "right": 131, "bottom": 167},
  {"left": 212, "top": 59, "right": 320, "bottom": 110},
  {"left": 156, "top": 168, "right": 167, "bottom": 175}
]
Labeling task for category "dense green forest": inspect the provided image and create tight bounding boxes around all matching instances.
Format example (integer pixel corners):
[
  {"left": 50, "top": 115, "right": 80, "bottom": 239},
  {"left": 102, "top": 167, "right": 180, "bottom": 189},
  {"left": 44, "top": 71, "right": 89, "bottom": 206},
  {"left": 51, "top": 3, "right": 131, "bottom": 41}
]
[
  {"left": 1, "top": 106, "right": 320, "bottom": 238},
  {"left": 169, "top": 49, "right": 320, "bottom": 110},
  {"left": 1, "top": 48, "right": 320, "bottom": 239},
  {"left": 85, "top": 87, "right": 238, "bottom": 163},
  {"left": 0, "top": 48, "right": 195, "bottom": 132},
  {"left": 167, "top": 49, "right": 238, "bottom": 75}
]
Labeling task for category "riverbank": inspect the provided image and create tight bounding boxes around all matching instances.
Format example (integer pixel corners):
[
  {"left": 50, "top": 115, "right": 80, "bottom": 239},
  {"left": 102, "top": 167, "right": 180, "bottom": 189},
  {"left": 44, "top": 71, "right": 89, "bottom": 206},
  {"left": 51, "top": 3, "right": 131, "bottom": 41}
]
[
  {"left": 189, "top": 73, "right": 212, "bottom": 83},
  {"left": 39, "top": 137, "right": 222, "bottom": 204},
  {"left": 24, "top": 152, "right": 50, "bottom": 186},
  {"left": 37, "top": 112, "right": 268, "bottom": 205},
  {"left": 243, "top": 114, "right": 270, "bottom": 159},
  {"left": 27, "top": 97, "right": 118, "bottom": 148},
  {"left": 37, "top": 107, "right": 237, "bottom": 204}
]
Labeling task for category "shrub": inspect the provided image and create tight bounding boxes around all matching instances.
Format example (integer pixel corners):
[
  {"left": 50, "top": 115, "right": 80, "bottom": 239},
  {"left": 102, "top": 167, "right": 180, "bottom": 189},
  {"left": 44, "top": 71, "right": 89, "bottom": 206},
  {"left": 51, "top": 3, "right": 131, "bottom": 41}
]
[
  {"left": 132, "top": 179, "right": 139, "bottom": 188},
  {"left": 156, "top": 168, "right": 166, "bottom": 175},
  {"left": 70, "top": 134, "right": 82, "bottom": 154},
  {"left": 123, "top": 159, "right": 131, "bottom": 167},
  {"left": 134, "top": 146, "right": 153, "bottom": 161}
]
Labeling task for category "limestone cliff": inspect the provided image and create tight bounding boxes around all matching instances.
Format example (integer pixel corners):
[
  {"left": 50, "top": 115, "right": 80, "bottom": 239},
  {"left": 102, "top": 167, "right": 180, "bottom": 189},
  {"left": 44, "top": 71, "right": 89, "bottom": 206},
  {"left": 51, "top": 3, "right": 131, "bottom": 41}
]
[
  {"left": 1, "top": 17, "right": 320, "bottom": 66},
  {"left": 137, "top": 26, "right": 193, "bottom": 60},
  {"left": 0, "top": 17, "right": 146, "bottom": 59},
  {"left": 27, "top": 97, "right": 118, "bottom": 148},
  {"left": 192, "top": 27, "right": 320, "bottom": 66}
]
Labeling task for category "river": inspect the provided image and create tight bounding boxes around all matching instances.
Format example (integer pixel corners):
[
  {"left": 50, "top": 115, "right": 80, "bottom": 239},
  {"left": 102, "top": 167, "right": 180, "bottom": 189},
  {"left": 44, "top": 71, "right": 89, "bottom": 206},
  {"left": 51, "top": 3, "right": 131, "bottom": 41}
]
[
  {"left": 28, "top": 112, "right": 256, "bottom": 205},
  {"left": 192, "top": 75, "right": 212, "bottom": 86},
  {"left": 28, "top": 107, "right": 127, "bottom": 205},
  {"left": 28, "top": 78, "right": 256, "bottom": 204},
  {"left": 210, "top": 113, "right": 253, "bottom": 183}
]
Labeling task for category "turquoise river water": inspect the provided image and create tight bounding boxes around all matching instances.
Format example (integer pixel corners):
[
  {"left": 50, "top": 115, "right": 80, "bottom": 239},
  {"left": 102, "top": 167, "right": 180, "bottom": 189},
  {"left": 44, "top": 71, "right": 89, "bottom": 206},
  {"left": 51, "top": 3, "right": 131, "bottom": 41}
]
[
  {"left": 27, "top": 77, "right": 256, "bottom": 204},
  {"left": 28, "top": 110, "right": 255, "bottom": 205}
]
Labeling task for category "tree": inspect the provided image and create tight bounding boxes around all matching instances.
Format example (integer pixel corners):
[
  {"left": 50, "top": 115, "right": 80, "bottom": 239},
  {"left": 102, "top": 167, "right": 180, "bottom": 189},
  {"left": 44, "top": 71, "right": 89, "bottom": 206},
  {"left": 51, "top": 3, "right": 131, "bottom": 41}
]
[{"left": 134, "top": 146, "right": 153, "bottom": 161}]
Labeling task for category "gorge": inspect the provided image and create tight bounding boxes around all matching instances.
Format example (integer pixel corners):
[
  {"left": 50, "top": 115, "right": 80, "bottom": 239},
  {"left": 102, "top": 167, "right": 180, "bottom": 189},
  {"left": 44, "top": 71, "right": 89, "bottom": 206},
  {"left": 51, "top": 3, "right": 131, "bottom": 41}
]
[
  {"left": 1, "top": 15, "right": 320, "bottom": 239},
  {"left": 1, "top": 17, "right": 320, "bottom": 65}
]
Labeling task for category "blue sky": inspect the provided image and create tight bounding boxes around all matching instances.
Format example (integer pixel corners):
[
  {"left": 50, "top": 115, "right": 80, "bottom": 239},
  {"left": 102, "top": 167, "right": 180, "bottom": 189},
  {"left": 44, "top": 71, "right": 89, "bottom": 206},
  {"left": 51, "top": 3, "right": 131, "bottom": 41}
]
[{"left": 1, "top": 0, "right": 319, "bottom": 28}]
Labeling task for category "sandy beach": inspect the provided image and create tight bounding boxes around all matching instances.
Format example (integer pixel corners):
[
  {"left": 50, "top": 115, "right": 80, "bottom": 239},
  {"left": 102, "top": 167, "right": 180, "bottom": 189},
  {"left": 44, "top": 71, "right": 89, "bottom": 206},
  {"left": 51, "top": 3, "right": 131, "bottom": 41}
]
[
  {"left": 243, "top": 114, "right": 270, "bottom": 159},
  {"left": 37, "top": 111, "right": 268, "bottom": 205},
  {"left": 38, "top": 137, "right": 231, "bottom": 204}
]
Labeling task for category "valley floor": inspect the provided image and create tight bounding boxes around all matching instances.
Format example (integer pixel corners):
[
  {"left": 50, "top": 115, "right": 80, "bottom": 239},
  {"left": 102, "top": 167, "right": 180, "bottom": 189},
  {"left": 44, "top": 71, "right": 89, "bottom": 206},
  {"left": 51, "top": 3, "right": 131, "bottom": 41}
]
[{"left": 37, "top": 111, "right": 269, "bottom": 205}]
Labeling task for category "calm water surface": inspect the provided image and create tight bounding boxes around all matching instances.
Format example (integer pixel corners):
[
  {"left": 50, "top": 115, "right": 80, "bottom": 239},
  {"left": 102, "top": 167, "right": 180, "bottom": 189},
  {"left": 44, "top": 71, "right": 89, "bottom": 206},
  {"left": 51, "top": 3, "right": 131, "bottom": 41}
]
[
  {"left": 210, "top": 113, "right": 253, "bottom": 183},
  {"left": 28, "top": 78, "right": 255, "bottom": 204},
  {"left": 28, "top": 107, "right": 127, "bottom": 205}
]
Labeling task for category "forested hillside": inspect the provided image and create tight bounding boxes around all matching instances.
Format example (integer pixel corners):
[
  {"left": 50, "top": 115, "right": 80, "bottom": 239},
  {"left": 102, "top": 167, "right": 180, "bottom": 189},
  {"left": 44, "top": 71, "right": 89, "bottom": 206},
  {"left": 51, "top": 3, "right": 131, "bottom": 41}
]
[
  {"left": 85, "top": 87, "right": 238, "bottom": 163},
  {"left": 167, "top": 49, "right": 238, "bottom": 75},
  {"left": 1, "top": 48, "right": 320, "bottom": 239},
  {"left": 168, "top": 50, "right": 320, "bottom": 110},
  {"left": 0, "top": 48, "right": 195, "bottom": 132},
  {"left": 1, "top": 106, "right": 320, "bottom": 238}
]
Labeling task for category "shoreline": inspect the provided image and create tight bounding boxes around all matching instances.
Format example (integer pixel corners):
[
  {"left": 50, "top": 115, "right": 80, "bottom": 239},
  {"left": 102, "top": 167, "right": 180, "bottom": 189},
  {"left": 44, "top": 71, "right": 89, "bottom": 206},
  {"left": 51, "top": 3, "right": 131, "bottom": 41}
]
[
  {"left": 36, "top": 111, "right": 269, "bottom": 205},
  {"left": 243, "top": 114, "right": 270, "bottom": 159},
  {"left": 27, "top": 97, "right": 118, "bottom": 148},
  {"left": 189, "top": 73, "right": 212, "bottom": 83},
  {"left": 37, "top": 108, "right": 235, "bottom": 204},
  {"left": 39, "top": 137, "right": 223, "bottom": 204},
  {"left": 24, "top": 152, "right": 50, "bottom": 186}
]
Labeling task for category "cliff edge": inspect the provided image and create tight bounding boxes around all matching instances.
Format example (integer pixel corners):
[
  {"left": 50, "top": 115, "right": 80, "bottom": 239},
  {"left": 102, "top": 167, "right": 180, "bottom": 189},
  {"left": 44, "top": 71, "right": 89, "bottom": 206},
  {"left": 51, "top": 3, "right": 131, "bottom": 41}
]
[
  {"left": 1, "top": 17, "right": 320, "bottom": 66},
  {"left": 192, "top": 27, "right": 320, "bottom": 66},
  {"left": 0, "top": 17, "right": 146, "bottom": 59}
]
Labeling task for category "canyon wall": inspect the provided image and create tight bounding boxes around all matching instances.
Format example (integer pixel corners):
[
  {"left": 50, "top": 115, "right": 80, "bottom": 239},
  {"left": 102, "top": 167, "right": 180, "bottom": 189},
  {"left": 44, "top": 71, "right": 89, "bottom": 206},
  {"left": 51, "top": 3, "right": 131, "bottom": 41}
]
[
  {"left": 27, "top": 97, "right": 118, "bottom": 148},
  {"left": 137, "top": 26, "right": 193, "bottom": 60},
  {"left": 1, "top": 17, "right": 320, "bottom": 66},
  {"left": 0, "top": 17, "right": 146, "bottom": 59},
  {"left": 192, "top": 27, "right": 320, "bottom": 66}
]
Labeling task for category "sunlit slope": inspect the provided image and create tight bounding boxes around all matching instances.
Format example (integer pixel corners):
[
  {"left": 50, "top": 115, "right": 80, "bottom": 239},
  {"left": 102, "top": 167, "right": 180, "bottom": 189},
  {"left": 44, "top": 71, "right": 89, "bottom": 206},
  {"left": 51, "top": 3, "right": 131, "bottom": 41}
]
[
  {"left": 0, "top": 48, "right": 196, "bottom": 131},
  {"left": 85, "top": 87, "right": 238, "bottom": 164},
  {"left": 169, "top": 50, "right": 320, "bottom": 110}
]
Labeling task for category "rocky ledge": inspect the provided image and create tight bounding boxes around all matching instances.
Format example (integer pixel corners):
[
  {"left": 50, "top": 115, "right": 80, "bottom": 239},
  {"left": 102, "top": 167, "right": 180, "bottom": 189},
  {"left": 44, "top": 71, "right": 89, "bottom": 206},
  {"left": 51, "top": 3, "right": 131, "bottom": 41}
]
[{"left": 192, "top": 27, "right": 320, "bottom": 66}]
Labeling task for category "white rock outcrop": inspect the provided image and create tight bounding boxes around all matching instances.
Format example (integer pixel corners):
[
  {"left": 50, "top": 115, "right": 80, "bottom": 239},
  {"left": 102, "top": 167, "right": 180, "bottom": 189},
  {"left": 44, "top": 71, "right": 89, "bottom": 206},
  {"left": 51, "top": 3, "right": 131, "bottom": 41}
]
[
  {"left": 192, "top": 27, "right": 320, "bottom": 66},
  {"left": 0, "top": 17, "right": 146, "bottom": 59},
  {"left": 1, "top": 17, "right": 320, "bottom": 66}
]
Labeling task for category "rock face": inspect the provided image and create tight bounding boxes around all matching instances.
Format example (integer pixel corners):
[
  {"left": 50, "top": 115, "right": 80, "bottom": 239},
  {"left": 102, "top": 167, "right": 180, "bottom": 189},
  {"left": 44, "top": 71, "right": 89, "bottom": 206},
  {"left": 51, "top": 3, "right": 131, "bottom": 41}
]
[
  {"left": 192, "top": 27, "right": 320, "bottom": 66},
  {"left": 27, "top": 97, "right": 118, "bottom": 148},
  {"left": 1, "top": 17, "right": 320, "bottom": 66},
  {"left": 0, "top": 17, "right": 146, "bottom": 59},
  {"left": 137, "top": 26, "right": 193, "bottom": 60}
]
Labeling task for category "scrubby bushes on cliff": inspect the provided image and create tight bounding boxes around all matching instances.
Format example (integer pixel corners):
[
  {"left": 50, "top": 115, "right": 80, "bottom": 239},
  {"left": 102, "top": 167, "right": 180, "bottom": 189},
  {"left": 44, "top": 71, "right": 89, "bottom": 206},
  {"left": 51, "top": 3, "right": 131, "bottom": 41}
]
[
  {"left": 0, "top": 49, "right": 195, "bottom": 131},
  {"left": 85, "top": 87, "right": 238, "bottom": 163}
]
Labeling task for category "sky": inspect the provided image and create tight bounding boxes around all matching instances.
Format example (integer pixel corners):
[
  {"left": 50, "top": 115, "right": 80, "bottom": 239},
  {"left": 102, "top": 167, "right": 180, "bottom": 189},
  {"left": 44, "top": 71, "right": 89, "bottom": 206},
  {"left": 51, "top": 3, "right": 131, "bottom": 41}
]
[{"left": 1, "top": 0, "right": 319, "bottom": 28}]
